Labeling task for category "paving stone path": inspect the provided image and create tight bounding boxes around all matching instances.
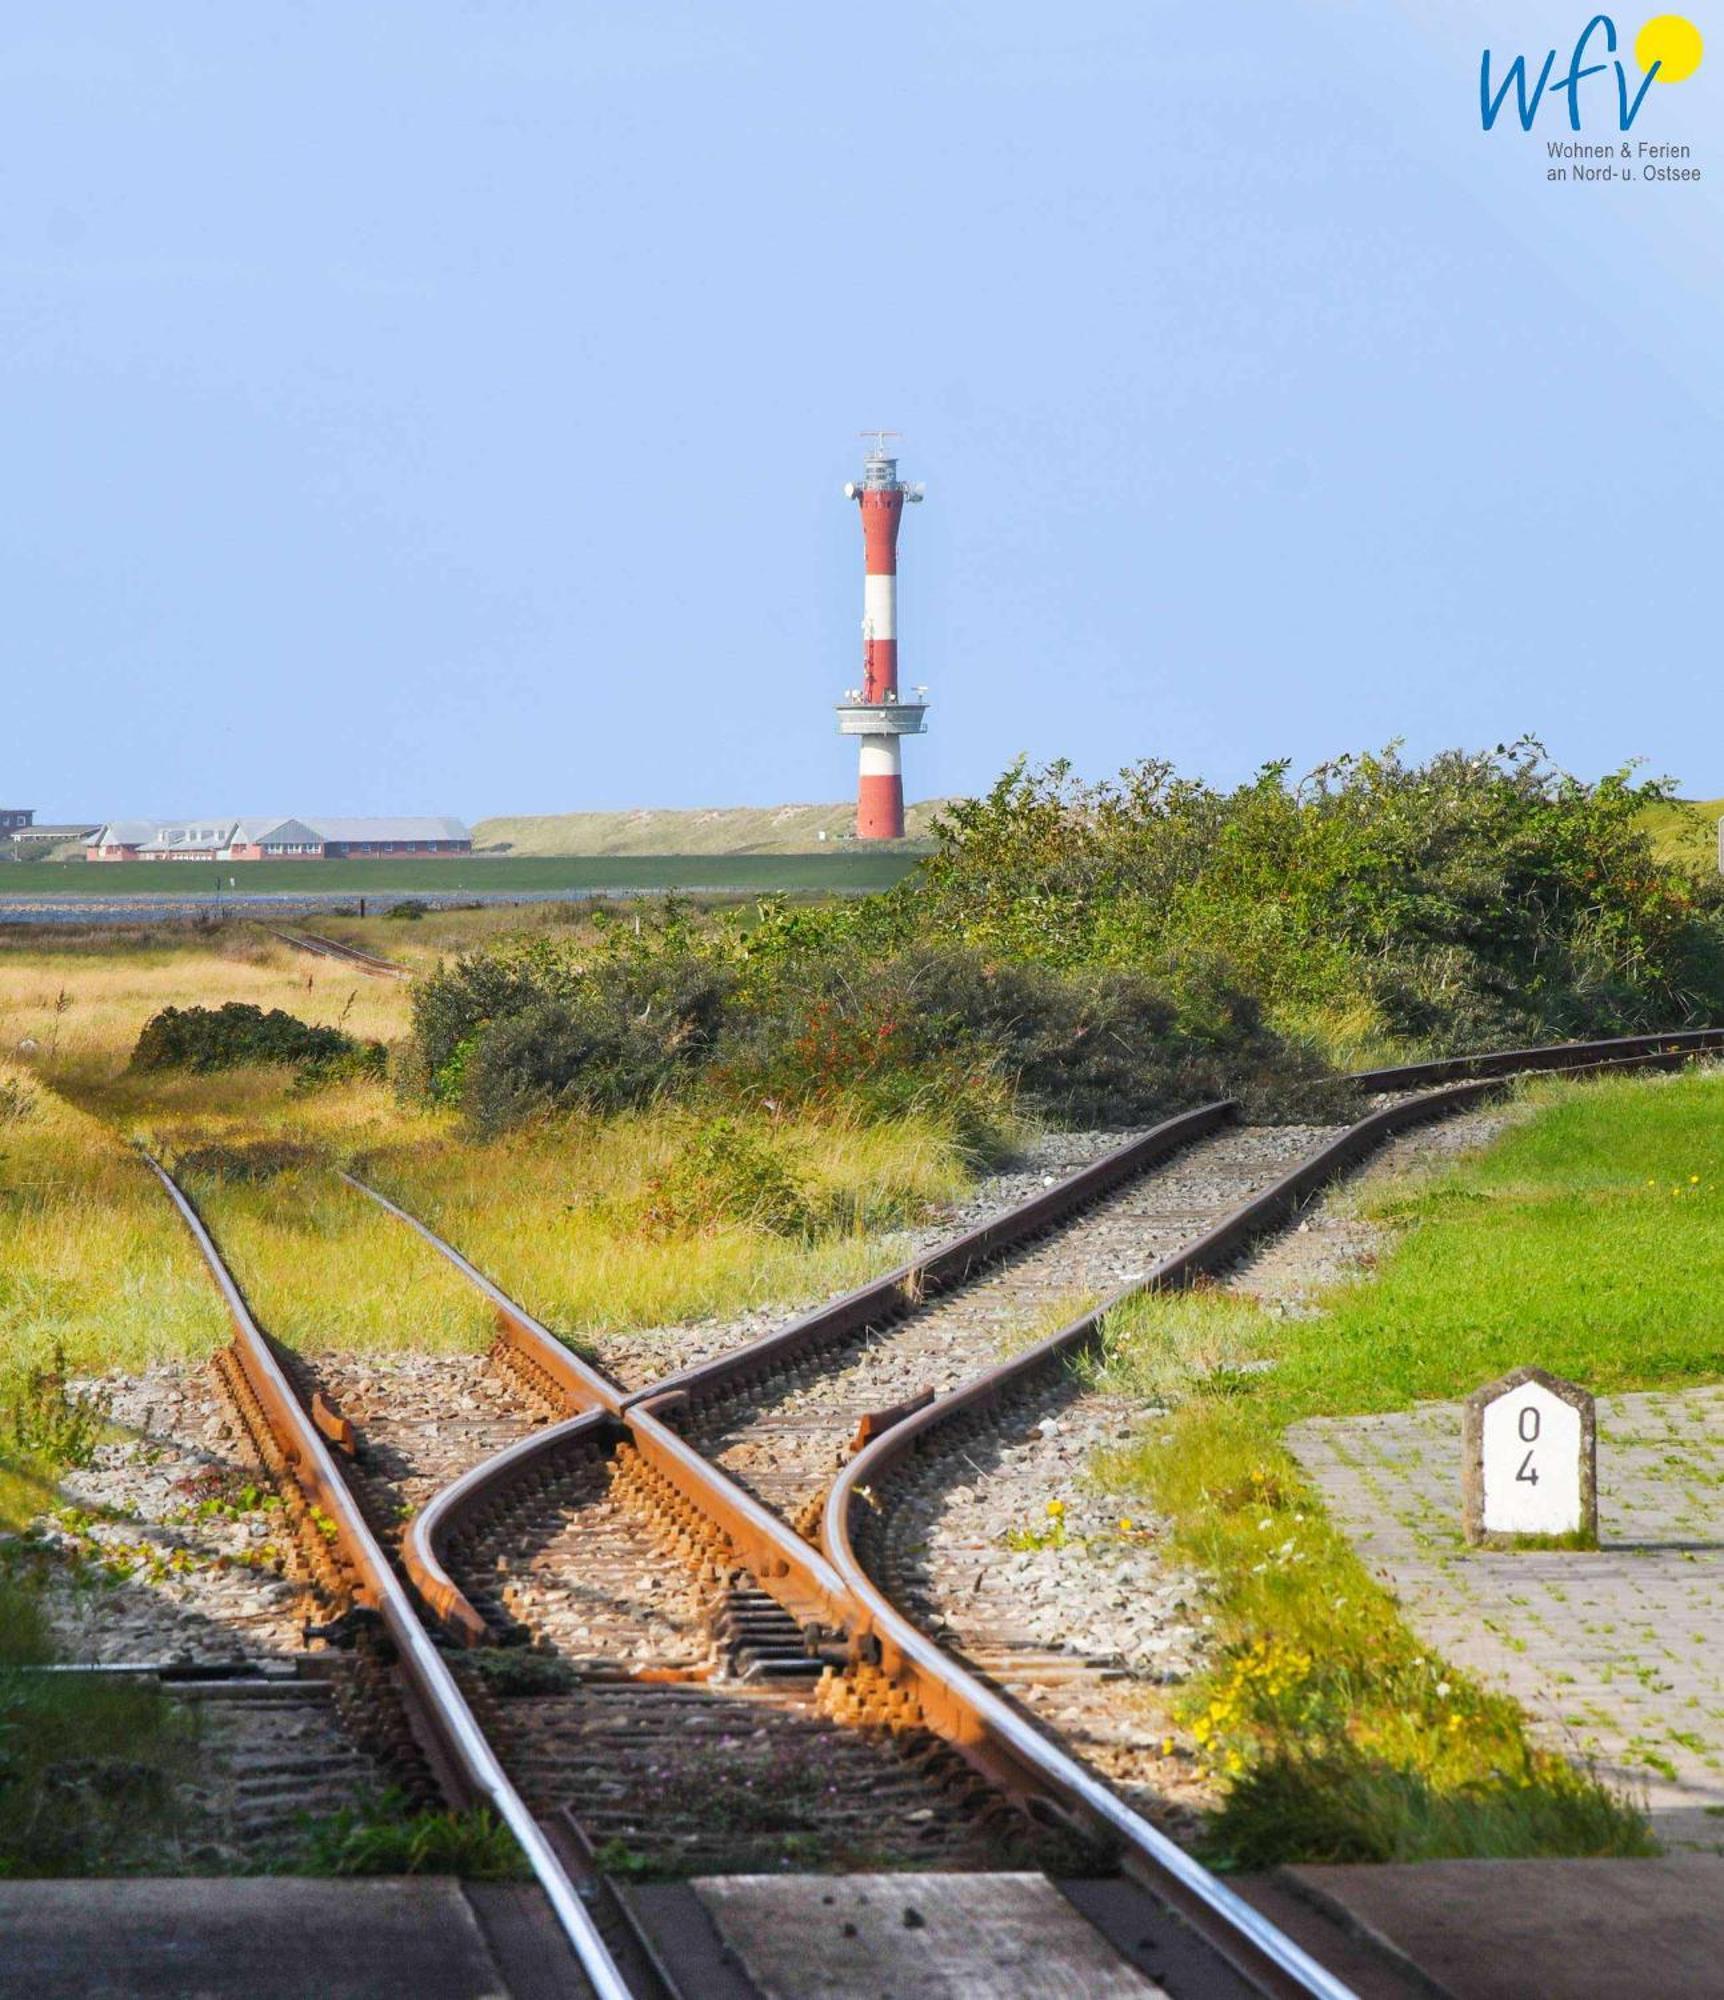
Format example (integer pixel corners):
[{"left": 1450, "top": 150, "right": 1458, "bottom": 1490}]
[{"left": 1291, "top": 1386, "right": 1724, "bottom": 1853}]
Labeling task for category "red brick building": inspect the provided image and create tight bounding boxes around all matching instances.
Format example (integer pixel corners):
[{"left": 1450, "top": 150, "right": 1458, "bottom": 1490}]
[{"left": 86, "top": 816, "right": 472, "bottom": 863}]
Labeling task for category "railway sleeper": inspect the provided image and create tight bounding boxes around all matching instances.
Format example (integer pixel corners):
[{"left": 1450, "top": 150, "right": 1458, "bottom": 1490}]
[
  {"left": 206, "top": 1347, "right": 444, "bottom": 1809},
  {"left": 488, "top": 1328, "right": 584, "bottom": 1419},
  {"left": 706, "top": 1588, "right": 828, "bottom": 1682}
]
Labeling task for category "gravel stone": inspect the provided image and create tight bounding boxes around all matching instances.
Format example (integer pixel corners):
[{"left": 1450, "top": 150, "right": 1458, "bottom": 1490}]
[
  {"left": 18, "top": 1363, "right": 308, "bottom": 1667},
  {"left": 591, "top": 1128, "right": 1142, "bottom": 1389}
]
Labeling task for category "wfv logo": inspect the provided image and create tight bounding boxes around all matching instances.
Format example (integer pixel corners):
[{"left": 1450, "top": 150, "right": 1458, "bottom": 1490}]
[{"left": 1481, "top": 13, "right": 1702, "bottom": 130}]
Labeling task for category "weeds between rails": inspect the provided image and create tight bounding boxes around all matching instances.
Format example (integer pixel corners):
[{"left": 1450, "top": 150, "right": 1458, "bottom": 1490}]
[
  {"left": 98, "top": 1048, "right": 1712, "bottom": 2000},
  {"left": 168, "top": 1179, "right": 1086, "bottom": 1897},
  {"left": 365, "top": 1042, "right": 1691, "bottom": 1897}
]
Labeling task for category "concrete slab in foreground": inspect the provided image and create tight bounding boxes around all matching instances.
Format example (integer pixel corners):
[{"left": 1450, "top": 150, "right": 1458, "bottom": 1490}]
[
  {"left": 1269, "top": 1854, "right": 1724, "bottom": 1999},
  {"left": 0, "top": 1877, "right": 576, "bottom": 2000},
  {"left": 689, "top": 1871, "right": 1160, "bottom": 1998}
]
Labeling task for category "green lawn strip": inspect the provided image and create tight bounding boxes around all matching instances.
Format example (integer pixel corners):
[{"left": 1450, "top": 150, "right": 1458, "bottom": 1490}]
[
  {"left": 1279, "top": 1069, "right": 1724, "bottom": 1417},
  {"left": 0, "top": 852, "right": 922, "bottom": 897},
  {"left": 1097, "top": 1395, "right": 1653, "bottom": 1868},
  {"left": 1092, "top": 1068, "right": 1724, "bottom": 1868}
]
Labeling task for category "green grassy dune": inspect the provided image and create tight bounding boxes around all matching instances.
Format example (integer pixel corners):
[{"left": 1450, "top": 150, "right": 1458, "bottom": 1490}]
[
  {"left": 1641, "top": 796, "right": 1723, "bottom": 868},
  {"left": 471, "top": 800, "right": 951, "bottom": 855}
]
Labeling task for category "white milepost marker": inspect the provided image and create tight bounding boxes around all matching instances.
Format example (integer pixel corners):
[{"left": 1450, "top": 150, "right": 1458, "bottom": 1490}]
[{"left": 1462, "top": 1366, "right": 1597, "bottom": 1547}]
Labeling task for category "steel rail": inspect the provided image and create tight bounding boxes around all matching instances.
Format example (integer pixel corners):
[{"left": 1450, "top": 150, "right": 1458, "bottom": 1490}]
[
  {"left": 339, "top": 1171, "right": 623, "bottom": 1413},
  {"left": 819, "top": 1088, "right": 1502, "bottom": 2000},
  {"left": 347, "top": 1163, "right": 857, "bottom": 1637},
  {"left": 262, "top": 924, "right": 411, "bottom": 979},
  {"left": 820, "top": 1035, "right": 1718, "bottom": 1997},
  {"left": 1348, "top": 1025, "right": 1724, "bottom": 1092},
  {"left": 406, "top": 1408, "right": 619, "bottom": 1645},
  {"left": 347, "top": 1094, "right": 1343, "bottom": 1990},
  {"left": 142, "top": 1153, "right": 633, "bottom": 2000},
  {"left": 312, "top": 1028, "right": 1723, "bottom": 1994},
  {"left": 339, "top": 1171, "right": 629, "bottom": 1642},
  {"left": 351, "top": 1106, "right": 1237, "bottom": 1645},
  {"left": 623, "top": 1099, "right": 1240, "bottom": 1415}
]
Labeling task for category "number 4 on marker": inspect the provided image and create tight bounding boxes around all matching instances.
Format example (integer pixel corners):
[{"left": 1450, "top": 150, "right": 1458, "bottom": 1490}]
[{"left": 1516, "top": 1403, "right": 1540, "bottom": 1481}]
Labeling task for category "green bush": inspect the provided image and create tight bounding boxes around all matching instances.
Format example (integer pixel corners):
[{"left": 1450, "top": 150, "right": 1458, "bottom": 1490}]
[
  {"left": 450, "top": 954, "right": 736, "bottom": 1132},
  {"left": 131, "top": 1003, "right": 385, "bottom": 1080},
  {"left": 404, "top": 743, "right": 1724, "bottom": 1136},
  {"left": 640, "top": 1118, "right": 818, "bottom": 1237},
  {"left": 915, "top": 743, "right": 1724, "bottom": 1050},
  {"left": 5, "top": 1345, "right": 109, "bottom": 1469}
]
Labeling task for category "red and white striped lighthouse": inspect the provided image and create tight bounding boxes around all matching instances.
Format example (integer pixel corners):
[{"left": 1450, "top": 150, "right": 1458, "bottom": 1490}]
[{"left": 838, "top": 434, "right": 926, "bottom": 840}]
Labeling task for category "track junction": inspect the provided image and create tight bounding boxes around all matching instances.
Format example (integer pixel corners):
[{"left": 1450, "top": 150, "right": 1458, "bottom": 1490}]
[{"left": 137, "top": 1026, "right": 1724, "bottom": 1997}]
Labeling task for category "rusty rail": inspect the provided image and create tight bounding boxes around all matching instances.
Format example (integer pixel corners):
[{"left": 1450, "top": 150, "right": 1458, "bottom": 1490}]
[
  {"left": 818, "top": 1085, "right": 1501, "bottom": 1998},
  {"left": 141, "top": 1153, "right": 633, "bottom": 2000},
  {"left": 624, "top": 1099, "right": 1240, "bottom": 1416},
  {"left": 348, "top": 1094, "right": 1352, "bottom": 1992},
  {"left": 339, "top": 1169, "right": 626, "bottom": 1645},
  {"left": 1348, "top": 1025, "right": 1724, "bottom": 1092},
  {"left": 299, "top": 1028, "right": 1722, "bottom": 1996},
  {"left": 353, "top": 1105, "right": 1236, "bottom": 1650},
  {"left": 262, "top": 925, "right": 411, "bottom": 980},
  {"left": 821, "top": 1034, "right": 1718, "bottom": 1995}
]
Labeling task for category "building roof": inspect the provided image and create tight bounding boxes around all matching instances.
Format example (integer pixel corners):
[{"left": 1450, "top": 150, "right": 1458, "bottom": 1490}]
[
  {"left": 233, "top": 818, "right": 324, "bottom": 848},
  {"left": 9, "top": 822, "right": 99, "bottom": 840},
  {"left": 91, "top": 821, "right": 163, "bottom": 848},
  {"left": 89, "top": 815, "right": 471, "bottom": 850},
  {"left": 306, "top": 816, "right": 471, "bottom": 843},
  {"left": 137, "top": 820, "right": 242, "bottom": 854}
]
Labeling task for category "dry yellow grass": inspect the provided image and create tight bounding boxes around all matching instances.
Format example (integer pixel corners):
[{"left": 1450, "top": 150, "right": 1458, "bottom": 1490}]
[
  {"left": 0, "top": 1058, "right": 230, "bottom": 1375},
  {"left": 353, "top": 1105, "right": 976, "bottom": 1347},
  {"left": 0, "top": 926, "right": 409, "bottom": 1072},
  {"left": 1, "top": 925, "right": 988, "bottom": 1362},
  {"left": 310, "top": 902, "right": 601, "bottom": 974},
  {"left": 0, "top": 931, "right": 491, "bottom": 1355}
]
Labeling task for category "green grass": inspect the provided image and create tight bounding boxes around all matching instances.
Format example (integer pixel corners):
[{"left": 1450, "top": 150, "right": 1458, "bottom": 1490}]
[
  {"left": 0, "top": 1059, "right": 231, "bottom": 1377},
  {"left": 1094, "top": 1392, "right": 1654, "bottom": 1868},
  {"left": 5, "top": 925, "right": 1005, "bottom": 1361},
  {"left": 0, "top": 1363, "right": 194, "bottom": 1879},
  {"left": 1101, "top": 1067, "right": 1724, "bottom": 1428},
  {"left": 1280, "top": 1068, "right": 1724, "bottom": 1416},
  {"left": 1085, "top": 1068, "right": 1724, "bottom": 1868},
  {"left": 0, "top": 1669, "right": 194, "bottom": 1876},
  {"left": 0, "top": 853, "right": 922, "bottom": 897},
  {"left": 168, "top": 1154, "right": 495, "bottom": 1357},
  {"left": 355, "top": 1102, "right": 987, "bottom": 1349},
  {"left": 295, "top": 1793, "right": 525, "bottom": 1879}
]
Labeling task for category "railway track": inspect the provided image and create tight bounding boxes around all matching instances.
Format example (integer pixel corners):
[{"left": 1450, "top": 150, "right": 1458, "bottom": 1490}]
[
  {"left": 142, "top": 1026, "right": 1724, "bottom": 1997},
  {"left": 261, "top": 924, "right": 411, "bottom": 979},
  {"left": 140, "top": 1157, "right": 635, "bottom": 2000}
]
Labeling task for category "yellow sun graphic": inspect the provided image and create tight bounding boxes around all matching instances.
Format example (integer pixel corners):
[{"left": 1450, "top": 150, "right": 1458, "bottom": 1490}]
[{"left": 1636, "top": 14, "right": 1704, "bottom": 82}]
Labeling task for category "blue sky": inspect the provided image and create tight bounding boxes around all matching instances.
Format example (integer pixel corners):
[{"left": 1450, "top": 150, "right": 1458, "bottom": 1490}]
[{"left": 4, "top": 4, "right": 1719, "bottom": 820}]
